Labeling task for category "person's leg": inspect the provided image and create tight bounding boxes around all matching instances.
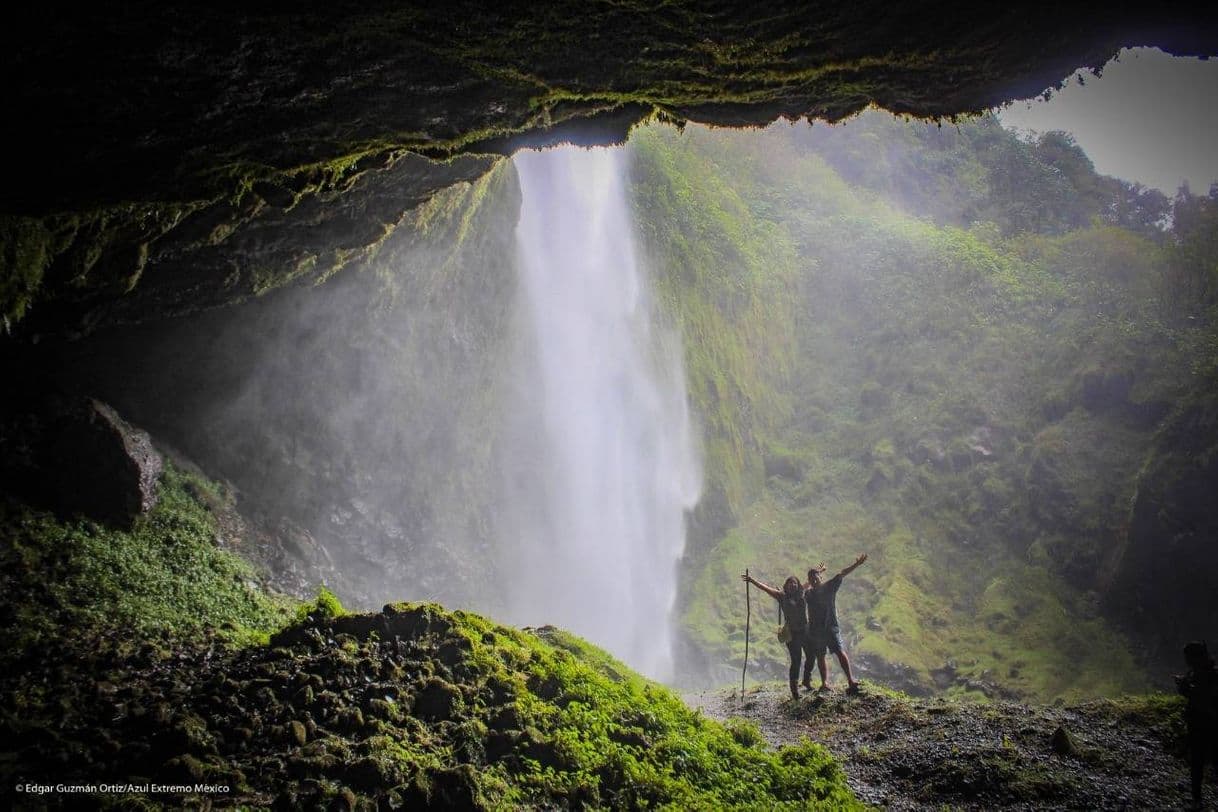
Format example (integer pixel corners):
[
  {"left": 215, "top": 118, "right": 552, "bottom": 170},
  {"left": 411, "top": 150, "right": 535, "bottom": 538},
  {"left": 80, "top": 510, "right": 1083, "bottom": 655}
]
[
  {"left": 1188, "top": 731, "right": 1204, "bottom": 806},
  {"left": 828, "top": 630, "right": 859, "bottom": 690},
  {"left": 787, "top": 640, "right": 802, "bottom": 700},
  {"left": 801, "top": 637, "right": 815, "bottom": 689},
  {"left": 836, "top": 650, "right": 860, "bottom": 690},
  {"left": 1191, "top": 749, "right": 1203, "bottom": 806},
  {"left": 817, "top": 654, "right": 829, "bottom": 689}
]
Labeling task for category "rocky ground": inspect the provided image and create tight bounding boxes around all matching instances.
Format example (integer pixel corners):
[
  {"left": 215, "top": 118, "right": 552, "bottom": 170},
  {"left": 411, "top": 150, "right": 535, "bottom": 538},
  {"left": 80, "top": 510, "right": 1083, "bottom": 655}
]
[
  {"left": 0, "top": 603, "right": 856, "bottom": 810},
  {"left": 689, "top": 680, "right": 1215, "bottom": 810}
]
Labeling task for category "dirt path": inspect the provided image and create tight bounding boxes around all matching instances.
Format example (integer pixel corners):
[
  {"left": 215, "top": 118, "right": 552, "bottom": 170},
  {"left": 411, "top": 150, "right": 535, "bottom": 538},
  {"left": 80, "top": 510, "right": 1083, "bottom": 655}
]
[{"left": 687, "top": 681, "right": 1214, "bottom": 810}]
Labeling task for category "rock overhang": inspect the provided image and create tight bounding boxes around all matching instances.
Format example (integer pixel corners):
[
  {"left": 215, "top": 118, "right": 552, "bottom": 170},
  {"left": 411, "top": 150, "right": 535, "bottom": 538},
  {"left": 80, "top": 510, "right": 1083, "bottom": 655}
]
[{"left": 3, "top": 1, "right": 1217, "bottom": 337}]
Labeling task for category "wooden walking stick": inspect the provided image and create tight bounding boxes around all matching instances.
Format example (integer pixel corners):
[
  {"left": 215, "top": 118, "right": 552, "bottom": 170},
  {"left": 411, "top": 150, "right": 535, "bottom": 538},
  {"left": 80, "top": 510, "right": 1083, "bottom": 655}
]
[{"left": 742, "top": 567, "right": 751, "bottom": 701}]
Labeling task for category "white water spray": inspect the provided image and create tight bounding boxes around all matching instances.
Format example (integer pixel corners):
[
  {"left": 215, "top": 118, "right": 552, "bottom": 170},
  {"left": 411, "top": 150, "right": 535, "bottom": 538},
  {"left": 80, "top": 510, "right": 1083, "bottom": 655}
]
[{"left": 501, "top": 145, "right": 701, "bottom": 681}]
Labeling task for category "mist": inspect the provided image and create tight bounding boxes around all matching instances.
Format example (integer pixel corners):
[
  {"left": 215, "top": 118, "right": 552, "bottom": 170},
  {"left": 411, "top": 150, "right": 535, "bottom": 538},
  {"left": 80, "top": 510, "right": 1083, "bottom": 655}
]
[
  {"left": 46, "top": 76, "right": 1217, "bottom": 700},
  {"left": 59, "top": 147, "right": 706, "bottom": 681}
]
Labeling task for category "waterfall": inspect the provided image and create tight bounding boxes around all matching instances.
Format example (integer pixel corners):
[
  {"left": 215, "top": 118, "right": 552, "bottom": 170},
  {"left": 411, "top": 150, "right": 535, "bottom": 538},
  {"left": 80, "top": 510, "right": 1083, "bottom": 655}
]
[{"left": 501, "top": 145, "right": 701, "bottom": 681}]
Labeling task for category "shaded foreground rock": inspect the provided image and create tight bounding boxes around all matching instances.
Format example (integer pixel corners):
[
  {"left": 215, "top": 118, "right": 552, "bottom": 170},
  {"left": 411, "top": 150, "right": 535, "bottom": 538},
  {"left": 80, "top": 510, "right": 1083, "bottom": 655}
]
[
  {"left": 1, "top": 602, "right": 858, "bottom": 809},
  {"left": 0, "top": 391, "right": 161, "bottom": 527}
]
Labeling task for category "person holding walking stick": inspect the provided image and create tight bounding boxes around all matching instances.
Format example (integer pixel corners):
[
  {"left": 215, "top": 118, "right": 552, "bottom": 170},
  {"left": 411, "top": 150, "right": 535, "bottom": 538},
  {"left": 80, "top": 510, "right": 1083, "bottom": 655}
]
[{"left": 741, "top": 571, "right": 815, "bottom": 700}]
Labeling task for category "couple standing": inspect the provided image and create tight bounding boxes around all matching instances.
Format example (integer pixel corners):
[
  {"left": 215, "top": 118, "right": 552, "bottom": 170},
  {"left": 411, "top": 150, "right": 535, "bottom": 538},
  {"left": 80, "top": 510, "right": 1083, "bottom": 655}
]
[{"left": 743, "top": 554, "right": 868, "bottom": 700}]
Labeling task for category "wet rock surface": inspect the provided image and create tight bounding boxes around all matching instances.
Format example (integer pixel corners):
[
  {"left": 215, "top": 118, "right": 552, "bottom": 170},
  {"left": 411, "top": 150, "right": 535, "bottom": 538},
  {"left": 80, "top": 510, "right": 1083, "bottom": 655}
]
[{"left": 690, "top": 681, "right": 1214, "bottom": 810}]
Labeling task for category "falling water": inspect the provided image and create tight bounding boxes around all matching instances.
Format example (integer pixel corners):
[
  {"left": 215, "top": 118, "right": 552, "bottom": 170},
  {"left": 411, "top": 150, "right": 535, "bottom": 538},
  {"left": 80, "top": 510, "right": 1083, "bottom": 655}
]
[{"left": 501, "top": 145, "right": 701, "bottom": 681}]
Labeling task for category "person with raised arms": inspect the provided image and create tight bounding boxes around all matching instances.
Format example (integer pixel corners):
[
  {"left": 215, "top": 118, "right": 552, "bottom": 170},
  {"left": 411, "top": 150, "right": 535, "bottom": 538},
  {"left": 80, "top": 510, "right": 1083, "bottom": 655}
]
[
  {"left": 741, "top": 571, "right": 813, "bottom": 700},
  {"left": 804, "top": 553, "right": 868, "bottom": 694}
]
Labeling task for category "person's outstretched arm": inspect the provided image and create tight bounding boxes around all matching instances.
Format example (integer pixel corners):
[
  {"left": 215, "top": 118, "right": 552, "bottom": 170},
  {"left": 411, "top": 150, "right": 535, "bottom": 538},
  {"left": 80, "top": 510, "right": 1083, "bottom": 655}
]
[
  {"left": 836, "top": 553, "right": 868, "bottom": 580},
  {"left": 742, "top": 572, "right": 783, "bottom": 600}
]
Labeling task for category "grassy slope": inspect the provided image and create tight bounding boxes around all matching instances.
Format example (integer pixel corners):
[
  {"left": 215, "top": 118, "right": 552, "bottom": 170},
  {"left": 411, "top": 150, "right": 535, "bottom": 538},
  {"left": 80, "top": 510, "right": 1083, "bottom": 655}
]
[
  {"left": 630, "top": 117, "right": 1206, "bottom": 701},
  {"left": 0, "top": 463, "right": 860, "bottom": 809},
  {"left": 0, "top": 464, "right": 296, "bottom": 663}
]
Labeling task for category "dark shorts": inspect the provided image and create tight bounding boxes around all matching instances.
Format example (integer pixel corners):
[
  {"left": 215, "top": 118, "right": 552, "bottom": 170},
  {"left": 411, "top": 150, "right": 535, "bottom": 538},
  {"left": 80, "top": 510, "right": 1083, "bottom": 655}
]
[{"left": 808, "top": 627, "right": 844, "bottom": 656}]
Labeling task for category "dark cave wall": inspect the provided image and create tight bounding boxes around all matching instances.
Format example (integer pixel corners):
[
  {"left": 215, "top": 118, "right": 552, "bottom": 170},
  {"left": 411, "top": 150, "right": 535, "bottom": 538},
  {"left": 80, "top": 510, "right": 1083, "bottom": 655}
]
[
  {"left": 1, "top": 1, "right": 1216, "bottom": 690},
  {"left": 1105, "top": 388, "right": 1218, "bottom": 667}
]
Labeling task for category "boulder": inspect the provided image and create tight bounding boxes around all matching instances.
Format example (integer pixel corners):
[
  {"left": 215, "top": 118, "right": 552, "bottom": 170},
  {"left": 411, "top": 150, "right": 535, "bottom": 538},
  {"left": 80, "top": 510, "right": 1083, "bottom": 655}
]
[
  {"left": 1050, "top": 725, "right": 1080, "bottom": 757},
  {"left": 0, "top": 391, "right": 162, "bottom": 527},
  {"left": 47, "top": 398, "right": 162, "bottom": 526}
]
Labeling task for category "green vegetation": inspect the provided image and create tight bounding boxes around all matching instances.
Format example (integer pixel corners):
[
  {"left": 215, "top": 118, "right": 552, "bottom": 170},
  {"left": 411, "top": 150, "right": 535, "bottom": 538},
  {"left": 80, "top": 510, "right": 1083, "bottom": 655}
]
[
  {"left": 0, "top": 464, "right": 296, "bottom": 664},
  {"left": 630, "top": 124, "right": 800, "bottom": 520},
  {"left": 2, "top": 595, "right": 861, "bottom": 808},
  {"left": 386, "top": 606, "right": 860, "bottom": 809},
  {"left": 297, "top": 586, "right": 347, "bottom": 623},
  {"left": 0, "top": 455, "right": 860, "bottom": 807},
  {"left": 629, "top": 113, "right": 1218, "bottom": 700}
]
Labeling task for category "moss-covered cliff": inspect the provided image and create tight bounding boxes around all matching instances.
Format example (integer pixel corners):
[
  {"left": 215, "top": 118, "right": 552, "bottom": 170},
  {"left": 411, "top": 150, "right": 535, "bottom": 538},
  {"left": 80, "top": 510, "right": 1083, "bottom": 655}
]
[{"left": 628, "top": 115, "right": 1216, "bottom": 699}]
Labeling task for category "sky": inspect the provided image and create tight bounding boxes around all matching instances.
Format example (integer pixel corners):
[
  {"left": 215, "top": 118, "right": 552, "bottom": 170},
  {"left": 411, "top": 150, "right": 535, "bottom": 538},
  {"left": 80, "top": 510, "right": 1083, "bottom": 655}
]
[{"left": 998, "top": 47, "right": 1218, "bottom": 195}]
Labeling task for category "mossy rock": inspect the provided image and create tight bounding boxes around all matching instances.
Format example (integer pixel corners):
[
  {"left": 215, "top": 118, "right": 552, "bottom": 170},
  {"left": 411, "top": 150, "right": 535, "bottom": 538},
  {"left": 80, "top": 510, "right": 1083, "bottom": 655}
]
[
  {"left": 2, "top": 601, "right": 860, "bottom": 809},
  {"left": 412, "top": 678, "right": 462, "bottom": 722}
]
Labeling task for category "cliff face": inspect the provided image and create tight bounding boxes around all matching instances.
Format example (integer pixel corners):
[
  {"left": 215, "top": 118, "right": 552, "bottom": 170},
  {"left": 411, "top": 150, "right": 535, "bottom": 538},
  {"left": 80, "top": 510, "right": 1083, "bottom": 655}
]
[
  {"left": 1105, "top": 389, "right": 1218, "bottom": 666},
  {"left": 4, "top": 2, "right": 1217, "bottom": 336},
  {"left": 628, "top": 118, "right": 1215, "bottom": 697}
]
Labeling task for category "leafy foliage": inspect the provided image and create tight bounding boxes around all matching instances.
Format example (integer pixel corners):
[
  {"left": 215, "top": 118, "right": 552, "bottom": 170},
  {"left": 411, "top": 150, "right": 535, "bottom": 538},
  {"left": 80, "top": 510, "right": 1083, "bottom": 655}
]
[{"left": 629, "top": 115, "right": 1218, "bottom": 700}]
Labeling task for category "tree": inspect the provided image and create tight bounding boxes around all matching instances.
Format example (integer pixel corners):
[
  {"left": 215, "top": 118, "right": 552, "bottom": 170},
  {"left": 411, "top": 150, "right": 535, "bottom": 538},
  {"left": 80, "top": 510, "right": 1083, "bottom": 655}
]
[{"left": 1167, "top": 185, "right": 1218, "bottom": 312}]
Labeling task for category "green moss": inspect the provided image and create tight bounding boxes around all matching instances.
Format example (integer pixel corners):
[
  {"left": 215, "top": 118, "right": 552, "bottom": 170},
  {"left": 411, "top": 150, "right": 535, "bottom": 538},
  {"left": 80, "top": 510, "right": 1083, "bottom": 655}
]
[
  {"left": 0, "top": 463, "right": 296, "bottom": 663},
  {"left": 461, "top": 608, "right": 859, "bottom": 808},
  {"left": 296, "top": 586, "right": 345, "bottom": 623},
  {"left": 193, "top": 603, "right": 862, "bottom": 809},
  {"left": 630, "top": 124, "right": 801, "bottom": 526},
  {"left": 0, "top": 216, "right": 62, "bottom": 325},
  {"left": 639, "top": 119, "right": 1200, "bottom": 700}
]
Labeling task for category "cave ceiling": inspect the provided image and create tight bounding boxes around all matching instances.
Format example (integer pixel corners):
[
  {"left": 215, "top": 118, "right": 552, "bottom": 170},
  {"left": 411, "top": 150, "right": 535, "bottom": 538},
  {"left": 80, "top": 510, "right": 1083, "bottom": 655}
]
[{"left": 3, "top": 1, "right": 1216, "bottom": 339}]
